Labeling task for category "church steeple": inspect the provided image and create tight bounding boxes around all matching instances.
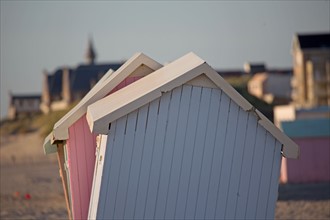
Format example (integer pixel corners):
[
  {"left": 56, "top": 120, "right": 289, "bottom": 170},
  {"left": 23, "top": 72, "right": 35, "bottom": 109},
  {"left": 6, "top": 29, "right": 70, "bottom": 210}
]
[{"left": 85, "top": 36, "right": 96, "bottom": 65}]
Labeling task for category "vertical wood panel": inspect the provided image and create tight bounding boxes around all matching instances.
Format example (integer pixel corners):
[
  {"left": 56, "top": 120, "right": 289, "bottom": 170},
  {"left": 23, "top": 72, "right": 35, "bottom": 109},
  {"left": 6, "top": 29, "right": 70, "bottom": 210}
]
[
  {"left": 67, "top": 116, "right": 99, "bottom": 220},
  {"left": 88, "top": 134, "right": 107, "bottom": 219},
  {"left": 245, "top": 125, "right": 267, "bottom": 219},
  {"left": 234, "top": 112, "right": 258, "bottom": 219},
  {"left": 97, "top": 121, "right": 117, "bottom": 218},
  {"left": 134, "top": 98, "right": 160, "bottom": 219},
  {"left": 76, "top": 119, "right": 89, "bottom": 219},
  {"left": 215, "top": 100, "right": 239, "bottom": 219},
  {"left": 103, "top": 116, "right": 127, "bottom": 218},
  {"left": 204, "top": 92, "right": 230, "bottom": 219},
  {"left": 175, "top": 86, "right": 201, "bottom": 219},
  {"left": 185, "top": 88, "right": 212, "bottom": 219},
  {"left": 123, "top": 104, "right": 149, "bottom": 219},
  {"left": 256, "top": 133, "right": 277, "bottom": 219},
  {"left": 57, "top": 143, "right": 72, "bottom": 220},
  {"left": 67, "top": 126, "right": 82, "bottom": 219},
  {"left": 113, "top": 111, "right": 138, "bottom": 219},
  {"left": 154, "top": 86, "right": 182, "bottom": 219},
  {"left": 164, "top": 85, "right": 192, "bottom": 219},
  {"left": 144, "top": 92, "right": 171, "bottom": 219},
  {"left": 225, "top": 108, "right": 248, "bottom": 219},
  {"left": 194, "top": 89, "right": 222, "bottom": 219},
  {"left": 266, "top": 140, "right": 282, "bottom": 219}
]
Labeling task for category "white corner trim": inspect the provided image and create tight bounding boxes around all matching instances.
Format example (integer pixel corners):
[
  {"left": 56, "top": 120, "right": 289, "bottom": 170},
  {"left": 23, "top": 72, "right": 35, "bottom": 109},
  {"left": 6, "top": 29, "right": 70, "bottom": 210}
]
[{"left": 256, "top": 109, "right": 300, "bottom": 159}]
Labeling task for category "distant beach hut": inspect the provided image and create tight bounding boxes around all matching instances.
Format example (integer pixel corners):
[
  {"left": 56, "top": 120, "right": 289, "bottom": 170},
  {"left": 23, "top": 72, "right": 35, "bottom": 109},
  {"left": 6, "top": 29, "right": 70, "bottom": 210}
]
[
  {"left": 281, "top": 118, "right": 330, "bottom": 183},
  {"left": 86, "top": 52, "right": 299, "bottom": 220},
  {"left": 43, "top": 53, "right": 162, "bottom": 220},
  {"left": 275, "top": 106, "right": 330, "bottom": 183}
]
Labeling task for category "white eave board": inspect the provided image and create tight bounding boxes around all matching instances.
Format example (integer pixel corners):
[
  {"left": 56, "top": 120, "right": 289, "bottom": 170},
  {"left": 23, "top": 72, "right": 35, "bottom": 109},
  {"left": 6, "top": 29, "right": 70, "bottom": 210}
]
[
  {"left": 52, "top": 52, "right": 162, "bottom": 141},
  {"left": 86, "top": 52, "right": 299, "bottom": 159}
]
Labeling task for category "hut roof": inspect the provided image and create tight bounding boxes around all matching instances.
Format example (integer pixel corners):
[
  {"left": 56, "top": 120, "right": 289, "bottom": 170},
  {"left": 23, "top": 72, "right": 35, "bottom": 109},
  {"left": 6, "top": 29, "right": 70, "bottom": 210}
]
[{"left": 86, "top": 52, "right": 299, "bottom": 159}]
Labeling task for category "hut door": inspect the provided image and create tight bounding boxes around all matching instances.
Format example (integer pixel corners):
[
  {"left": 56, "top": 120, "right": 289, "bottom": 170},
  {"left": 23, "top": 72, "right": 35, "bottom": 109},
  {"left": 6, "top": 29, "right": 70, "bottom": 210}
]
[{"left": 88, "top": 134, "right": 108, "bottom": 219}]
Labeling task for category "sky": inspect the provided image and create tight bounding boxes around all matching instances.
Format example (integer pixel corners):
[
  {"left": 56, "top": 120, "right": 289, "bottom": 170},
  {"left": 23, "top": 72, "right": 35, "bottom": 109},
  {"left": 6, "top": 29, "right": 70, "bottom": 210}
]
[{"left": 1, "top": 1, "right": 329, "bottom": 119}]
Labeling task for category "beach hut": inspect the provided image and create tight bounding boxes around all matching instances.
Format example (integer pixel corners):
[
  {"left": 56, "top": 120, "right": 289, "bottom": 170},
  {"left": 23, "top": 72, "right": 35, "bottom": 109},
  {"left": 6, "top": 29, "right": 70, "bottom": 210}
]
[
  {"left": 86, "top": 52, "right": 299, "bottom": 219},
  {"left": 280, "top": 118, "right": 330, "bottom": 183},
  {"left": 43, "top": 53, "right": 162, "bottom": 220},
  {"left": 275, "top": 105, "right": 330, "bottom": 183}
]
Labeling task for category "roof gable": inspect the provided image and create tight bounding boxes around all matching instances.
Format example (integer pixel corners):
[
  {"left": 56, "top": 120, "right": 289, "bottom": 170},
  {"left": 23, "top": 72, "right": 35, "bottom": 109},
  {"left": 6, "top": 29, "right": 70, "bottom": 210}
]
[
  {"left": 294, "top": 33, "right": 330, "bottom": 50},
  {"left": 52, "top": 52, "right": 162, "bottom": 140},
  {"left": 86, "top": 52, "right": 299, "bottom": 159}
]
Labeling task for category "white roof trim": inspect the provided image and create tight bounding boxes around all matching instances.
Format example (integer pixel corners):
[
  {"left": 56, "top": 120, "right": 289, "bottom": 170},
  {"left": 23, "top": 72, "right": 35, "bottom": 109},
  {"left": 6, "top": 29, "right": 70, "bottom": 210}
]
[
  {"left": 86, "top": 52, "right": 299, "bottom": 159},
  {"left": 52, "top": 52, "right": 162, "bottom": 140}
]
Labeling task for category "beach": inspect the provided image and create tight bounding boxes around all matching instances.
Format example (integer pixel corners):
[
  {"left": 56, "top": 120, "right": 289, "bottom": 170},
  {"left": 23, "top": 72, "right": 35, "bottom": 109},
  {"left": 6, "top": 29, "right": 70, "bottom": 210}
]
[{"left": 1, "top": 132, "right": 329, "bottom": 219}]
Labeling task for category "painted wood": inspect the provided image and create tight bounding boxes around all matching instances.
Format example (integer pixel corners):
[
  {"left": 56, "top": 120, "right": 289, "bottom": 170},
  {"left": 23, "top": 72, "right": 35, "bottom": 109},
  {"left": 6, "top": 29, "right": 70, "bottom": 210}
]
[
  {"left": 144, "top": 91, "right": 171, "bottom": 219},
  {"left": 234, "top": 112, "right": 259, "bottom": 219},
  {"left": 67, "top": 116, "right": 97, "bottom": 219},
  {"left": 87, "top": 52, "right": 298, "bottom": 159},
  {"left": 96, "top": 121, "right": 117, "bottom": 217},
  {"left": 204, "top": 91, "right": 230, "bottom": 219},
  {"left": 113, "top": 111, "right": 138, "bottom": 219},
  {"left": 59, "top": 75, "right": 148, "bottom": 220},
  {"left": 88, "top": 135, "right": 107, "bottom": 219},
  {"left": 266, "top": 140, "right": 282, "bottom": 219},
  {"left": 194, "top": 88, "right": 222, "bottom": 219},
  {"left": 154, "top": 86, "right": 182, "bottom": 219},
  {"left": 215, "top": 99, "right": 240, "bottom": 219},
  {"left": 123, "top": 104, "right": 149, "bottom": 219},
  {"left": 224, "top": 107, "right": 249, "bottom": 219},
  {"left": 132, "top": 98, "right": 159, "bottom": 219},
  {"left": 255, "top": 133, "right": 277, "bottom": 219},
  {"left": 282, "top": 118, "right": 330, "bottom": 138},
  {"left": 282, "top": 137, "right": 330, "bottom": 183},
  {"left": 102, "top": 115, "right": 127, "bottom": 218},
  {"left": 91, "top": 84, "right": 284, "bottom": 220},
  {"left": 184, "top": 87, "right": 212, "bottom": 219},
  {"left": 245, "top": 126, "right": 267, "bottom": 219},
  {"left": 163, "top": 85, "right": 192, "bottom": 219},
  {"left": 56, "top": 143, "right": 72, "bottom": 220},
  {"left": 175, "top": 86, "right": 202, "bottom": 219}
]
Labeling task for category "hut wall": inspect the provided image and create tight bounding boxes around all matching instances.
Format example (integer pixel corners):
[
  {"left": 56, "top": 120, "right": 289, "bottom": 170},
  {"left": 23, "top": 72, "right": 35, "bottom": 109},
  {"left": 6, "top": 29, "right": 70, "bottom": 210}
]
[
  {"left": 95, "top": 85, "right": 282, "bottom": 219},
  {"left": 66, "top": 76, "right": 142, "bottom": 219},
  {"left": 281, "top": 137, "right": 330, "bottom": 183}
]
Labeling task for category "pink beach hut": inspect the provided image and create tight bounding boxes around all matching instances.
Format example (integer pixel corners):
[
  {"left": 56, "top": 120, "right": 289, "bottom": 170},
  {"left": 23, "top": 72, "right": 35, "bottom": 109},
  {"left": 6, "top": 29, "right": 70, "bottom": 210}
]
[
  {"left": 280, "top": 118, "right": 330, "bottom": 183},
  {"left": 86, "top": 52, "right": 299, "bottom": 219},
  {"left": 43, "top": 53, "right": 162, "bottom": 219},
  {"left": 275, "top": 106, "right": 330, "bottom": 183}
]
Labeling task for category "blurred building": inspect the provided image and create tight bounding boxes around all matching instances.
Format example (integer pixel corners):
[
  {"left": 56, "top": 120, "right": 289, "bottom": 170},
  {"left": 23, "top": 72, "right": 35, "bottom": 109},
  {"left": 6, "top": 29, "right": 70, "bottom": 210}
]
[
  {"left": 8, "top": 93, "right": 41, "bottom": 120},
  {"left": 247, "top": 70, "right": 293, "bottom": 105},
  {"left": 274, "top": 32, "right": 330, "bottom": 183},
  {"left": 40, "top": 38, "right": 124, "bottom": 113},
  {"left": 291, "top": 33, "right": 330, "bottom": 107}
]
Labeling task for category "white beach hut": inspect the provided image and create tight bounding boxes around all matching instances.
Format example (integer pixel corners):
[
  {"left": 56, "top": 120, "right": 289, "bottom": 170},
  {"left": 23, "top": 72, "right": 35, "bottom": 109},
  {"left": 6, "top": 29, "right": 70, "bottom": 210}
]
[
  {"left": 86, "top": 52, "right": 299, "bottom": 220},
  {"left": 43, "top": 53, "right": 162, "bottom": 220}
]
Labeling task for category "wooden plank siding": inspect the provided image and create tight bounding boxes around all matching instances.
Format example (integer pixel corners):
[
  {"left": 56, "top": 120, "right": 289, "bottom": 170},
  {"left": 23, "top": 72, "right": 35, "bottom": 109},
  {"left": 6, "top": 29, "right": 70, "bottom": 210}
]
[
  {"left": 94, "top": 84, "right": 282, "bottom": 219},
  {"left": 65, "top": 76, "right": 143, "bottom": 220}
]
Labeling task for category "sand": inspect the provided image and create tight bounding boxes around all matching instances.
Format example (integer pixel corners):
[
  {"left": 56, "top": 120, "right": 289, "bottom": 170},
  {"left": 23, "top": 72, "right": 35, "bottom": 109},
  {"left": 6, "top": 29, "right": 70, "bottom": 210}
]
[{"left": 1, "top": 131, "right": 329, "bottom": 219}]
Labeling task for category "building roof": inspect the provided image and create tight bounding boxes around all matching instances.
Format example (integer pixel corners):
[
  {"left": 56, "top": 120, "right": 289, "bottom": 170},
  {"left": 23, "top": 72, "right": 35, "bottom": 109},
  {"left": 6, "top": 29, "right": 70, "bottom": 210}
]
[
  {"left": 297, "top": 33, "right": 330, "bottom": 49},
  {"left": 46, "top": 63, "right": 123, "bottom": 102},
  {"left": 10, "top": 94, "right": 41, "bottom": 100},
  {"left": 282, "top": 118, "right": 330, "bottom": 138},
  {"left": 50, "top": 52, "right": 162, "bottom": 141},
  {"left": 70, "top": 63, "right": 123, "bottom": 95},
  {"left": 86, "top": 52, "right": 299, "bottom": 159}
]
